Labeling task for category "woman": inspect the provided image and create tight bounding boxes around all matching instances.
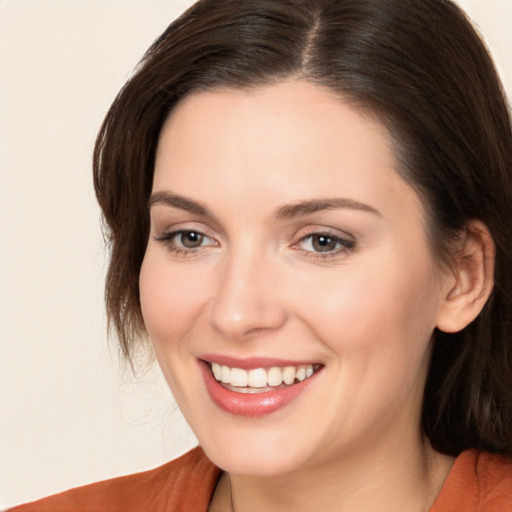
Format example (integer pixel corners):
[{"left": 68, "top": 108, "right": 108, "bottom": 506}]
[{"left": 11, "top": 0, "right": 512, "bottom": 510}]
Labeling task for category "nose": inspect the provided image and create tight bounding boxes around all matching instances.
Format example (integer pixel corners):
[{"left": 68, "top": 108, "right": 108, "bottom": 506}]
[{"left": 208, "top": 247, "right": 287, "bottom": 341}]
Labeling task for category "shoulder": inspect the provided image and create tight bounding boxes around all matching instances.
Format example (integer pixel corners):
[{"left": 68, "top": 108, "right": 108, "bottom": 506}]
[
  {"left": 8, "top": 446, "right": 221, "bottom": 512},
  {"left": 431, "top": 449, "right": 512, "bottom": 512}
]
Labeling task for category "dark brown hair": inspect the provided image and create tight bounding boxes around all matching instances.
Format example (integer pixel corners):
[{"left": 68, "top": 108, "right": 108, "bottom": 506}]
[{"left": 93, "top": 0, "right": 512, "bottom": 456}]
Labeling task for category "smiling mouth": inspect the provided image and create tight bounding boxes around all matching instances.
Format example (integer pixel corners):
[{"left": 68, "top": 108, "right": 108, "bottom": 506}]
[{"left": 209, "top": 362, "right": 323, "bottom": 394}]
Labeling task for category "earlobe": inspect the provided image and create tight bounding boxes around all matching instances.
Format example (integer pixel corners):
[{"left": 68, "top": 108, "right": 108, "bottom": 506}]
[{"left": 436, "top": 220, "right": 495, "bottom": 333}]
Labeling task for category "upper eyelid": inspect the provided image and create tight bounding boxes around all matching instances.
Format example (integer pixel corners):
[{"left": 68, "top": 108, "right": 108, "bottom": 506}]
[
  {"left": 298, "top": 231, "right": 352, "bottom": 242},
  {"left": 149, "top": 213, "right": 225, "bottom": 239},
  {"left": 150, "top": 203, "right": 358, "bottom": 234},
  {"left": 293, "top": 225, "right": 355, "bottom": 242},
  {"left": 152, "top": 220, "right": 217, "bottom": 237},
  {"left": 155, "top": 228, "right": 211, "bottom": 238}
]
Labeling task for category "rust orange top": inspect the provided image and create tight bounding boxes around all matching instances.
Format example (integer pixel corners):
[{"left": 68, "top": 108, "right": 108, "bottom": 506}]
[
  {"left": 9, "top": 447, "right": 512, "bottom": 511},
  {"left": 8, "top": 447, "right": 221, "bottom": 512},
  {"left": 430, "top": 449, "right": 512, "bottom": 512}
]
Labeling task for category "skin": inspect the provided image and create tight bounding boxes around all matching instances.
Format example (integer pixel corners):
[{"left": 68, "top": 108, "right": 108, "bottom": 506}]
[{"left": 139, "top": 80, "right": 463, "bottom": 511}]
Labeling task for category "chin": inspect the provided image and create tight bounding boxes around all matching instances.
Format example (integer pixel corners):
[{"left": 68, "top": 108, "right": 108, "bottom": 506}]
[
  {"left": 194, "top": 418, "right": 317, "bottom": 477},
  {"left": 205, "top": 441, "right": 311, "bottom": 477}
]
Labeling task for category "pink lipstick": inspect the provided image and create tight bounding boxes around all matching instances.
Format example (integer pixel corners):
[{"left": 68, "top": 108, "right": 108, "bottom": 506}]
[{"left": 198, "top": 357, "right": 322, "bottom": 417}]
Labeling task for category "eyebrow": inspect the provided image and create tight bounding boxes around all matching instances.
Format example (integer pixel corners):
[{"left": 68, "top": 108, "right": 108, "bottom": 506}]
[
  {"left": 148, "top": 191, "right": 381, "bottom": 219},
  {"left": 148, "top": 191, "right": 211, "bottom": 217},
  {"left": 276, "top": 198, "right": 381, "bottom": 219}
]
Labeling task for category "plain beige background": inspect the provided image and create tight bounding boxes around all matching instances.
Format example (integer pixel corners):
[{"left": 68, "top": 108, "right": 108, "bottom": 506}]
[{"left": 1, "top": 0, "right": 511, "bottom": 508}]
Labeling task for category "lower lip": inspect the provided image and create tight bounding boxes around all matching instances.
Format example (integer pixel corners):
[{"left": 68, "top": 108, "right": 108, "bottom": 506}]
[{"left": 199, "top": 361, "right": 319, "bottom": 417}]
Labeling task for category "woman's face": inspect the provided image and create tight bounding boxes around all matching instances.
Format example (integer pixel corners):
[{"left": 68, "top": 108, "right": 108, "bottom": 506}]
[{"left": 140, "top": 81, "right": 452, "bottom": 476}]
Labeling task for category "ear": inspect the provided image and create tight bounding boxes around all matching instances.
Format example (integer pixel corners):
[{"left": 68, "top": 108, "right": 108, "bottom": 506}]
[{"left": 436, "top": 220, "right": 495, "bottom": 333}]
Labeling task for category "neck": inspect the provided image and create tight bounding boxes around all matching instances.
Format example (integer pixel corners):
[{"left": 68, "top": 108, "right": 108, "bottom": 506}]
[{"left": 213, "top": 436, "right": 454, "bottom": 512}]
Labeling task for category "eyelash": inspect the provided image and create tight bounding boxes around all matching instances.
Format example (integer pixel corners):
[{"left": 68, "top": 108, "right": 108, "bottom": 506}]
[
  {"left": 295, "top": 231, "right": 356, "bottom": 260},
  {"left": 154, "top": 229, "right": 356, "bottom": 259},
  {"left": 154, "top": 230, "right": 217, "bottom": 257}
]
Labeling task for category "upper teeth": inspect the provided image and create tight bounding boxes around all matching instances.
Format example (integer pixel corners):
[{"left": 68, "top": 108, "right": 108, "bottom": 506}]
[{"left": 210, "top": 363, "right": 315, "bottom": 388}]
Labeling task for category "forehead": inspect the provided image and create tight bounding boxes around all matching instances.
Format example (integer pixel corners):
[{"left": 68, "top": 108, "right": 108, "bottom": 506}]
[
  {"left": 158, "top": 81, "right": 389, "bottom": 154},
  {"left": 153, "top": 80, "right": 421, "bottom": 224}
]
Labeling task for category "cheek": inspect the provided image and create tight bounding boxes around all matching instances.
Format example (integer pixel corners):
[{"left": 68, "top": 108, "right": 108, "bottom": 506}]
[
  {"left": 293, "top": 248, "right": 440, "bottom": 369},
  {"left": 139, "top": 254, "right": 209, "bottom": 350},
  {"left": 297, "top": 255, "right": 440, "bottom": 435}
]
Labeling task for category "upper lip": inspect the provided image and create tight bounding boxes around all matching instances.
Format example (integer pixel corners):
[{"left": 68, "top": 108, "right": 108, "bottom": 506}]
[{"left": 198, "top": 354, "right": 321, "bottom": 370}]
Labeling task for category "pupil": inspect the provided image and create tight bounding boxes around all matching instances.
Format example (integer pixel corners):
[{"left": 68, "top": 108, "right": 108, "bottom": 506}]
[
  {"left": 313, "top": 235, "right": 335, "bottom": 252},
  {"left": 181, "top": 232, "right": 203, "bottom": 248}
]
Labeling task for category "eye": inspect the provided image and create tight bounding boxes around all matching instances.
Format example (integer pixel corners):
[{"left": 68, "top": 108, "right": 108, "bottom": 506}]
[
  {"left": 176, "top": 231, "right": 207, "bottom": 248},
  {"left": 297, "top": 232, "right": 355, "bottom": 255},
  {"left": 155, "top": 229, "right": 217, "bottom": 254}
]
